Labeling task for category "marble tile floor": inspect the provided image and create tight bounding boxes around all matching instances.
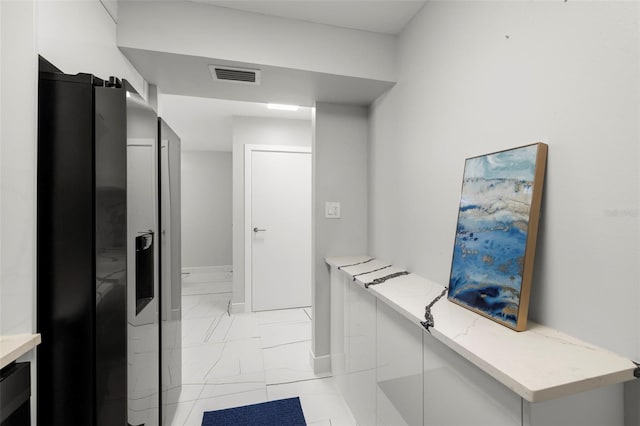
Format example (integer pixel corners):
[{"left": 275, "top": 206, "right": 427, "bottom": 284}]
[{"left": 167, "top": 278, "right": 356, "bottom": 426}]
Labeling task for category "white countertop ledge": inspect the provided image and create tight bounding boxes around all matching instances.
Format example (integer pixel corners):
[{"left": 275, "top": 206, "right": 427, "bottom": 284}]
[
  {"left": 0, "top": 334, "right": 41, "bottom": 369},
  {"left": 326, "top": 256, "right": 638, "bottom": 403}
]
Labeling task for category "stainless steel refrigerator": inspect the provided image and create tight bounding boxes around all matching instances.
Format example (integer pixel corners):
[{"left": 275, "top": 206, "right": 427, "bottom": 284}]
[
  {"left": 158, "top": 118, "right": 182, "bottom": 426},
  {"left": 125, "top": 93, "right": 182, "bottom": 426},
  {"left": 125, "top": 86, "right": 161, "bottom": 426}
]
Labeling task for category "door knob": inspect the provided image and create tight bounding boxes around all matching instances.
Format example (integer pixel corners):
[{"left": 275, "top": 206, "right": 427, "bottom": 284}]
[{"left": 253, "top": 227, "right": 267, "bottom": 233}]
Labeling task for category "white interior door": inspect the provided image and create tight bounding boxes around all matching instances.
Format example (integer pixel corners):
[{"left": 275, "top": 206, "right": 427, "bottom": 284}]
[{"left": 248, "top": 147, "right": 312, "bottom": 311}]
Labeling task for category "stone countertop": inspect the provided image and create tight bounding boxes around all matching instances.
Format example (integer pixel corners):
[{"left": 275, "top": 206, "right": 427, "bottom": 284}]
[
  {"left": 326, "top": 256, "right": 638, "bottom": 402},
  {"left": 0, "top": 334, "right": 41, "bottom": 368}
]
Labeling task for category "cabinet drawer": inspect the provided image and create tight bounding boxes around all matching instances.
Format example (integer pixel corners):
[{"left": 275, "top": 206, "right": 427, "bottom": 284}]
[{"left": 0, "top": 362, "right": 31, "bottom": 424}]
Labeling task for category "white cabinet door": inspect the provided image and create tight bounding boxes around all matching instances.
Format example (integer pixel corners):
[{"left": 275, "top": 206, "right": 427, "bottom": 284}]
[
  {"left": 377, "top": 301, "right": 423, "bottom": 426},
  {"left": 330, "top": 268, "right": 348, "bottom": 395},
  {"left": 346, "top": 283, "right": 377, "bottom": 426},
  {"left": 423, "top": 331, "right": 521, "bottom": 426},
  {"left": 524, "top": 384, "right": 624, "bottom": 426}
]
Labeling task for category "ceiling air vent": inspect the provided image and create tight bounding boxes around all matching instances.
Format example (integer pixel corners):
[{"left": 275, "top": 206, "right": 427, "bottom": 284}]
[{"left": 208, "top": 65, "right": 261, "bottom": 85}]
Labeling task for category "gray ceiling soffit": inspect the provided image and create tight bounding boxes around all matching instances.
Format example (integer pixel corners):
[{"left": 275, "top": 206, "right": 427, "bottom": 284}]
[{"left": 120, "top": 47, "right": 395, "bottom": 107}]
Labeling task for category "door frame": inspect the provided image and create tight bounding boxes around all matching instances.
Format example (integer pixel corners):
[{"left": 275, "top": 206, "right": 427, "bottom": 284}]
[{"left": 244, "top": 144, "right": 312, "bottom": 312}]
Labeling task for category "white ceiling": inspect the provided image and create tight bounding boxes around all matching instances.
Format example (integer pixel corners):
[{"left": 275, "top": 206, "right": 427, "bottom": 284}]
[
  {"left": 192, "top": 0, "right": 426, "bottom": 34},
  {"left": 160, "top": 94, "right": 312, "bottom": 151}
]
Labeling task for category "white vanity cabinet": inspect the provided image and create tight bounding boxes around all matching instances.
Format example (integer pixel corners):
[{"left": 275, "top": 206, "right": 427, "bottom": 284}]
[
  {"left": 345, "top": 273, "right": 377, "bottom": 425},
  {"left": 327, "top": 257, "right": 637, "bottom": 426},
  {"left": 330, "top": 259, "right": 377, "bottom": 426},
  {"left": 330, "top": 266, "right": 348, "bottom": 395},
  {"left": 422, "top": 331, "right": 521, "bottom": 426},
  {"left": 377, "top": 301, "right": 423, "bottom": 426},
  {"left": 523, "top": 385, "right": 624, "bottom": 426}
]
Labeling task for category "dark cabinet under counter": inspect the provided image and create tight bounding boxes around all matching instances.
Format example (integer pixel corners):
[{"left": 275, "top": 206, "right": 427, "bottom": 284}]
[{"left": 0, "top": 362, "right": 31, "bottom": 426}]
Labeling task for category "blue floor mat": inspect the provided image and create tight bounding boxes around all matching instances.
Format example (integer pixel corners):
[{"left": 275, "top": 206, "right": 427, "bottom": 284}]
[{"left": 201, "top": 397, "right": 306, "bottom": 426}]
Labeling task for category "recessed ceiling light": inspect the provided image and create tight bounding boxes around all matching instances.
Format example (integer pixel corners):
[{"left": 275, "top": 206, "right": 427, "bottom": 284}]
[{"left": 267, "top": 103, "right": 299, "bottom": 111}]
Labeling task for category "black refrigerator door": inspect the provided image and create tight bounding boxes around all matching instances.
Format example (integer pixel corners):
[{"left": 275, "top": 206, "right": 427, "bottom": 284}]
[
  {"left": 94, "top": 83, "right": 128, "bottom": 426},
  {"left": 37, "top": 61, "right": 127, "bottom": 426},
  {"left": 38, "top": 71, "right": 97, "bottom": 426}
]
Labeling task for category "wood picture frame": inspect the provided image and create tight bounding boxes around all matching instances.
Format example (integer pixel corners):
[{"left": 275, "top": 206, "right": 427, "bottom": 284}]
[{"left": 447, "top": 142, "right": 548, "bottom": 331}]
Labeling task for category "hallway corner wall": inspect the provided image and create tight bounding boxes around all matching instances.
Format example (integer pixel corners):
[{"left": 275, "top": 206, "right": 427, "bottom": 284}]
[
  {"left": 181, "top": 150, "right": 233, "bottom": 269},
  {"left": 312, "top": 102, "right": 369, "bottom": 366}
]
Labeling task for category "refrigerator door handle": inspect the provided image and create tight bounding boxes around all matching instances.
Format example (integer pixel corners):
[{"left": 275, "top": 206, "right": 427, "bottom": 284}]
[
  {"left": 136, "top": 230, "right": 154, "bottom": 250},
  {"left": 135, "top": 231, "right": 155, "bottom": 315}
]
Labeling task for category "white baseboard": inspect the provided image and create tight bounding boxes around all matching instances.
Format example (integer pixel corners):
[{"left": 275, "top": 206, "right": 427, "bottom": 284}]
[
  {"left": 309, "top": 350, "right": 332, "bottom": 374},
  {"left": 182, "top": 265, "right": 232, "bottom": 274},
  {"left": 231, "top": 302, "right": 246, "bottom": 315},
  {"left": 182, "top": 265, "right": 232, "bottom": 283}
]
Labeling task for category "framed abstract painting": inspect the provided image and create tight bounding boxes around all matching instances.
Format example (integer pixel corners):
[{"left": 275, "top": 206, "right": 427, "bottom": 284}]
[{"left": 448, "top": 143, "right": 548, "bottom": 331}]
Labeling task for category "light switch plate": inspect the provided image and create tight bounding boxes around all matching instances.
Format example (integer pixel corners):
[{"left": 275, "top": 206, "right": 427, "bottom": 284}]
[{"left": 325, "top": 201, "right": 341, "bottom": 219}]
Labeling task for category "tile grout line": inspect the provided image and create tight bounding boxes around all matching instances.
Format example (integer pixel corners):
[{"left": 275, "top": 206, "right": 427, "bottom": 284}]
[
  {"left": 182, "top": 382, "right": 206, "bottom": 425},
  {"left": 221, "top": 316, "right": 236, "bottom": 341},
  {"left": 203, "top": 314, "right": 222, "bottom": 343},
  {"left": 261, "top": 338, "right": 311, "bottom": 350},
  {"left": 265, "top": 375, "right": 332, "bottom": 388},
  {"left": 202, "top": 340, "right": 229, "bottom": 380}
]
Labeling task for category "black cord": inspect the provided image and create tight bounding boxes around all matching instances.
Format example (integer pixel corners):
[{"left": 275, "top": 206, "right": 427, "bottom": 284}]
[
  {"left": 338, "top": 258, "right": 374, "bottom": 270},
  {"left": 352, "top": 265, "right": 392, "bottom": 281},
  {"left": 364, "top": 271, "right": 409, "bottom": 288},
  {"left": 633, "top": 361, "right": 640, "bottom": 378},
  {"left": 420, "top": 286, "right": 448, "bottom": 333}
]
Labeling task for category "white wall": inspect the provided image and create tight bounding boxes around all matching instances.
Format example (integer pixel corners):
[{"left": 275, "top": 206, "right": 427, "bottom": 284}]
[
  {"left": 38, "top": 0, "right": 146, "bottom": 96},
  {"left": 368, "top": 0, "right": 639, "bottom": 420},
  {"left": 231, "top": 117, "right": 312, "bottom": 311},
  {"left": 313, "top": 103, "right": 369, "bottom": 368},
  {"left": 0, "top": 5, "right": 38, "bottom": 418},
  {"left": 117, "top": 1, "right": 396, "bottom": 82},
  {"left": 0, "top": 2, "right": 148, "bottom": 422},
  {"left": 1, "top": 0, "right": 38, "bottom": 338},
  {"left": 181, "top": 151, "right": 233, "bottom": 268}
]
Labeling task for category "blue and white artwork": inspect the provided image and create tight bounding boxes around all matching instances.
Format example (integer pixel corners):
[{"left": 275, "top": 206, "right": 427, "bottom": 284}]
[{"left": 448, "top": 143, "right": 546, "bottom": 331}]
